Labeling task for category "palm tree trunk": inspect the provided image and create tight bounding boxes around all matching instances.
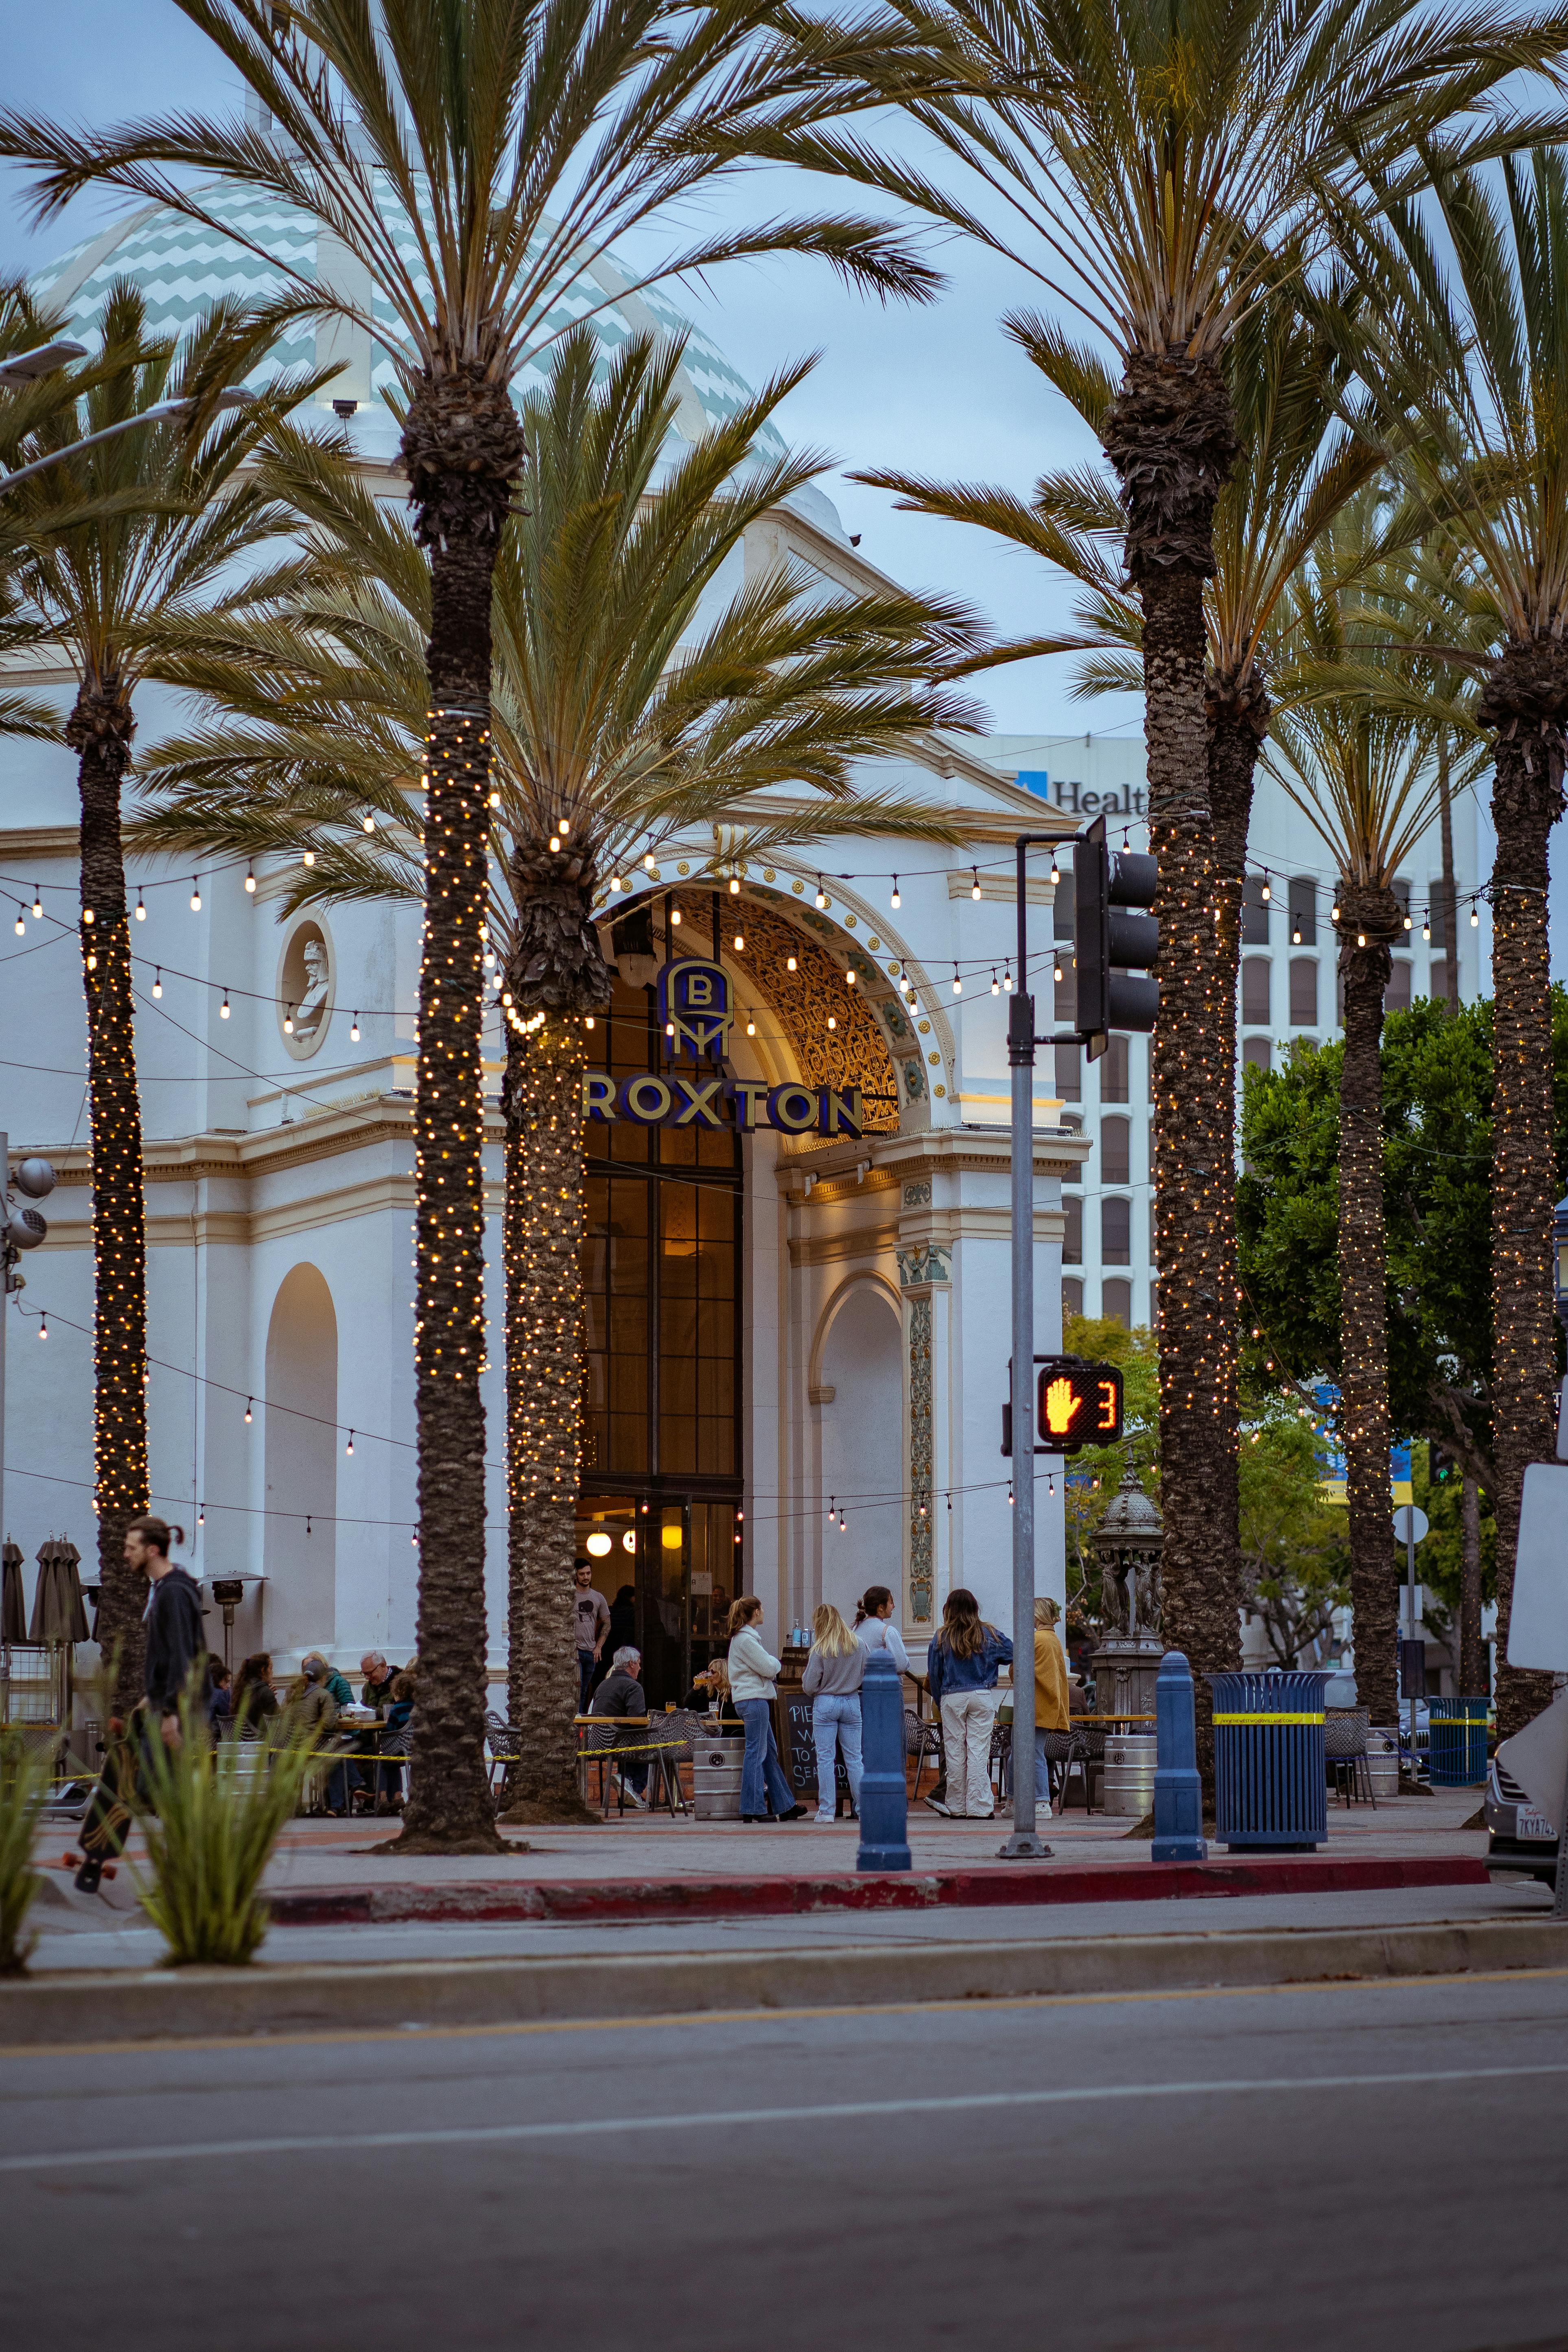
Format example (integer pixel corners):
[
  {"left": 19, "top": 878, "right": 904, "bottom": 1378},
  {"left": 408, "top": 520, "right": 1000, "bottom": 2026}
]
[
  {"left": 66, "top": 687, "right": 149, "bottom": 1717},
  {"left": 391, "top": 376, "right": 523, "bottom": 1854},
  {"left": 1208, "top": 678, "right": 1271, "bottom": 1636},
  {"left": 1336, "top": 898, "right": 1399, "bottom": 1731},
  {"left": 1436, "top": 737, "right": 1460, "bottom": 1012},
  {"left": 1104, "top": 352, "right": 1240, "bottom": 1787},
  {"left": 1481, "top": 680, "right": 1564, "bottom": 1740},
  {"left": 498, "top": 1016, "right": 597, "bottom": 1823},
  {"left": 1459, "top": 1474, "right": 1483, "bottom": 1696}
]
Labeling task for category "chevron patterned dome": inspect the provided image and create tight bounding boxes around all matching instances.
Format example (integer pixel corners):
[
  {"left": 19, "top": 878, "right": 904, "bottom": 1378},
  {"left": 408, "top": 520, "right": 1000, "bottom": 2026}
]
[{"left": 30, "top": 178, "right": 789, "bottom": 463}]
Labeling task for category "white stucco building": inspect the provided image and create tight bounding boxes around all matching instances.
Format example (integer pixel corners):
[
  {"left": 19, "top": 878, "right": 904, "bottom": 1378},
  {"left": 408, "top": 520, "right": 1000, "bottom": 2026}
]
[{"left": 1, "top": 193, "right": 1092, "bottom": 1702}]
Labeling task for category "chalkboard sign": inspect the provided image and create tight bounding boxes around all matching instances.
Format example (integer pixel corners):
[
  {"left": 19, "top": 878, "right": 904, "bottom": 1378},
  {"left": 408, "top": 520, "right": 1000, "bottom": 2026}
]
[{"left": 773, "top": 1693, "right": 853, "bottom": 1815}]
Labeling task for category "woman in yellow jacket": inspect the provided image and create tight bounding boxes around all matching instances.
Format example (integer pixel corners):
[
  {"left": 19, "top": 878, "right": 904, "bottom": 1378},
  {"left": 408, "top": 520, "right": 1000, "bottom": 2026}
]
[{"left": 1031, "top": 1596, "right": 1072, "bottom": 1814}]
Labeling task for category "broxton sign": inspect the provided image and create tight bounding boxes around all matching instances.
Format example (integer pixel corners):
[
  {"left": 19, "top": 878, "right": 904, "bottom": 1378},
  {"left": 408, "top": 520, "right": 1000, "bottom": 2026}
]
[{"left": 582, "top": 956, "right": 863, "bottom": 1138}]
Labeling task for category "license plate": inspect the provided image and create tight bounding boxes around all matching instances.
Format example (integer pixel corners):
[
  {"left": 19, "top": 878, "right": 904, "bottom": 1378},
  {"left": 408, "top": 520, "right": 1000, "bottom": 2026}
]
[{"left": 1515, "top": 1807, "right": 1559, "bottom": 1841}]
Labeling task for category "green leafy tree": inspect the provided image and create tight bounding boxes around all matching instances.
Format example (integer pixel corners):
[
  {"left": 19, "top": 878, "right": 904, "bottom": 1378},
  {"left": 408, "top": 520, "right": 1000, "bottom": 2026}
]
[
  {"left": 1, "top": 0, "right": 942, "bottom": 1849},
  {"left": 5, "top": 285, "right": 315, "bottom": 1710},
  {"left": 134, "top": 328, "right": 979, "bottom": 1817},
  {"left": 1239, "top": 1395, "right": 1351, "bottom": 1669}
]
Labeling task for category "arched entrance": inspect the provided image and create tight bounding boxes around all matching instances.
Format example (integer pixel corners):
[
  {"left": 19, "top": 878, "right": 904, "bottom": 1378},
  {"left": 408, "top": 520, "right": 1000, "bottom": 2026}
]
[{"left": 262, "top": 1262, "right": 338, "bottom": 1654}]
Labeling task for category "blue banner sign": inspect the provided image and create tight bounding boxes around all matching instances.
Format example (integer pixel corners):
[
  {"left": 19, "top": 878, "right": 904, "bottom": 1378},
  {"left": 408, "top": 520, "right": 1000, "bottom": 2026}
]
[{"left": 584, "top": 957, "right": 864, "bottom": 1137}]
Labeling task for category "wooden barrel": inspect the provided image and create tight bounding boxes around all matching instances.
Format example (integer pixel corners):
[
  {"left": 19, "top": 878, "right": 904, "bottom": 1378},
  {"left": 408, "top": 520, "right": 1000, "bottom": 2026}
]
[{"left": 693, "top": 1738, "right": 745, "bottom": 1819}]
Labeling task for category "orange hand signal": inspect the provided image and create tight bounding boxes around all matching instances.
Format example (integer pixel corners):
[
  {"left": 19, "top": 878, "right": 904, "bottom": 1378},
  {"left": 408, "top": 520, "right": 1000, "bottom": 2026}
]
[{"left": 1044, "top": 1376, "right": 1082, "bottom": 1437}]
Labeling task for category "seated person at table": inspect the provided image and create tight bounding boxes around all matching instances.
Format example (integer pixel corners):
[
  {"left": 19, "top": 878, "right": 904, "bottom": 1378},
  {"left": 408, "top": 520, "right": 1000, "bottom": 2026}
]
[
  {"left": 589, "top": 1645, "right": 650, "bottom": 1806},
  {"left": 302, "top": 1652, "right": 355, "bottom": 1711},
  {"left": 232, "top": 1654, "right": 279, "bottom": 1737},
  {"left": 682, "top": 1658, "right": 740, "bottom": 1724},
  {"left": 374, "top": 1672, "right": 414, "bottom": 1812},
  {"left": 360, "top": 1652, "right": 400, "bottom": 1714}
]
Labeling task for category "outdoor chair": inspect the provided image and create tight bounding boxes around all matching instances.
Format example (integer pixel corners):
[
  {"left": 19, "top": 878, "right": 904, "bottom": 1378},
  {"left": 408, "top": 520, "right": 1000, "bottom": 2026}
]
[
  {"left": 1037, "top": 1728, "right": 1078, "bottom": 1812},
  {"left": 575, "top": 1715, "right": 689, "bottom": 1817},
  {"left": 485, "top": 1717, "right": 524, "bottom": 1807},
  {"left": 374, "top": 1724, "right": 412, "bottom": 1813},
  {"left": 905, "top": 1706, "right": 943, "bottom": 1804},
  {"left": 1324, "top": 1710, "right": 1375, "bottom": 1807},
  {"left": 1057, "top": 1723, "right": 1106, "bottom": 1814}
]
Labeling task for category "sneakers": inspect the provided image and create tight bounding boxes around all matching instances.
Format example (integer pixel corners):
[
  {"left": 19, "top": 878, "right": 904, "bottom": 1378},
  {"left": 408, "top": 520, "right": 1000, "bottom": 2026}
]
[
  {"left": 813, "top": 1811, "right": 836, "bottom": 1825},
  {"left": 924, "top": 1796, "right": 951, "bottom": 1817},
  {"left": 778, "top": 1804, "right": 807, "bottom": 1821}
]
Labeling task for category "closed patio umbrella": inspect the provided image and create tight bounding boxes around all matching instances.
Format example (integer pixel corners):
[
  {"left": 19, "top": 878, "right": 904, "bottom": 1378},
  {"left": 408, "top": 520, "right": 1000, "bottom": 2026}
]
[
  {"left": 1, "top": 1540, "right": 23, "bottom": 1643},
  {"left": 28, "top": 1537, "right": 89, "bottom": 1644}
]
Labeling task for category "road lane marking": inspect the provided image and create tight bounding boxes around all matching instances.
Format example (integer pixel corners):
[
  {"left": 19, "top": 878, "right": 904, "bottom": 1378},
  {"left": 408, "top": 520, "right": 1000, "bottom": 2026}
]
[{"left": 4, "top": 2061, "right": 1568, "bottom": 2173}]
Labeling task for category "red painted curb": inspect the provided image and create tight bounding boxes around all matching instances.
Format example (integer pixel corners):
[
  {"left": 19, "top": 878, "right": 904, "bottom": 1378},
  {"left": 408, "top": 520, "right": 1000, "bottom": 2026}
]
[{"left": 265, "top": 1853, "right": 1489, "bottom": 1930}]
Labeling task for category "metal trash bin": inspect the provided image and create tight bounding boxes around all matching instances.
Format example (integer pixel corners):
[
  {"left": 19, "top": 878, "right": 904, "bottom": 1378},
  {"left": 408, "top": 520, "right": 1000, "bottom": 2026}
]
[
  {"left": 1428, "top": 1697, "right": 1489, "bottom": 1787},
  {"left": 1207, "top": 1671, "right": 1329, "bottom": 1851},
  {"left": 693, "top": 1736, "right": 744, "bottom": 1820}
]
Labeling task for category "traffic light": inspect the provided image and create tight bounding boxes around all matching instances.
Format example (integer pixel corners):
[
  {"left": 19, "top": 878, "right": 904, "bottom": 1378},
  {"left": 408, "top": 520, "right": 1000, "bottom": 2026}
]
[
  {"left": 1429, "top": 1442, "right": 1456, "bottom": 1486},
  {"left": 1035, "top": 1356, "right": 1124, "bottom": 1453},
  {"left": 1073, "top": 812, "right": 1158, "bottom": 1062}
]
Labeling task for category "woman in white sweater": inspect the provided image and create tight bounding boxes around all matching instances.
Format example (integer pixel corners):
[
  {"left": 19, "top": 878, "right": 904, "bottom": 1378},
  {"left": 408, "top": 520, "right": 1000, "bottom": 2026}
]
[{"left": 726, "top": 1596, "right": 805, "bottom": 1823}]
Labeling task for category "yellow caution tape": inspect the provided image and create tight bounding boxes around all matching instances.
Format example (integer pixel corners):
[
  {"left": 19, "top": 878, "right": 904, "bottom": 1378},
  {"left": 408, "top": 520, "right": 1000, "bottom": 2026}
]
[{"left": 1212, "top": 1711, "right": 1324, "bottom": 1726}]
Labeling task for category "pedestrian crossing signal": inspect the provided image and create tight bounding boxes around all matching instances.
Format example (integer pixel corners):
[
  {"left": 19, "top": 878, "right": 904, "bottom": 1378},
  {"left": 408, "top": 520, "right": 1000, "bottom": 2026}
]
[{"left": 1035, "top": 1356, "right": 1123, "bottom": 1453}]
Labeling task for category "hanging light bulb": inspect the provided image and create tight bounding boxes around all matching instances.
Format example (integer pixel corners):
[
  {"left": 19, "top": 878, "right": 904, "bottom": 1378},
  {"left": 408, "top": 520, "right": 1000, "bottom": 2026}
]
[
  {"left": 1331, "top": 900, "right": 1340, "bottom": 922},
  {"left": 12, "top": 908, "right": 22, "bottom": 936},
  {"left": 845, "top": 968, "right": 856, "bottom": 987},
  {"left": 1470, "top": 903, "right": 1480, "bottom": 927},
  {"left": 549, "top": 834, "right": 561, "bottom": 852},
  {"left": 827, "top": 1013, "right": 838, "bottom": 1029},
  {"left": 890, "top": 876, "right": 901, "bottom": 909},
  {"left": 728, "top": 876, "right": 741, "bottom": 895},
  {"left": 1403, "top": 910, "right": 1412, "bottom": 931},
  {"left": 1357, "top": 931, "right": 1367, "bottom": 947},
  {"left": 1421, "top": 914, "right": 1431, "bottom": 942},
  {"left": 1292, "top": 926, "right": 1302, "bottom": 945},
  {"left": 244, "top": 867, "right": 256, "bottom": 894},
  {"left": 220, "top": 990, "right": 230, "bottom": 1018},
  {"left": 991, "top": 970, "right": 1000, "bottom": 995},
  {"left": 1054, "top": 954, "right": 1063, "bottom": 982},
  {"left": 643, "top": 849, "right": 656, "bottom": 871},
  {"left": 558, "top": 818, "right": 570, "bottom": 836},
  {"left": 1050, "top": 855, "right": 1060, "bottom": 886},
  {"left": 134, "top": 889, "right": 145, "bottom": 921},
  {"left": 585, "top": 1015, "right": 595, "bottom": 1030},
  {"left": 31, "top": 888, "right": 42, "bottom": 919},
  {"left": 827, "top": 1497, "right": 835, "bottom": 1522},
  {"left": 1003, "top": 962, "right": 1013, "bottom": 992},
  {"left": 814, "top": 876, "right": 827, "bottom": 908},
  {"left": 488, "top": 789, "right": 500, "bottom": 808},
  {"left": 350, "top": 1013, "right": 361, "bottom": 1042},
  {"left": 971, "top": 866, "right": 982, "bottom": 900},
  {"left": 733, "top": 932, "right": 745, "bottom": 951},
  {"left": 152, "top": 968, "right": 162, "bottom": 998},
  {"left": 952, "top": 965, "right": 962, "bottom": 995},
  {"left": 244, "top": 1398, "right": 253, "bottom": 1424},
  {"left": 283, "top": 1006, "right": 294, "bottom": 1033},
  {"left": 610, "top": 873, "right": 623, "bottom": 892},
  {"left": 670, "top": 906, "right": 682, "bottom": 927},
  {"left": 665, "top": 1020, "right": 674, "bottom": 1036},
  {"left": 37, "top": 1313, "right": 47, "bottom": 1341},
  {"left": 190, "top": 878, "right": 201, "bottom": 910},
  {"left": 82, "top": 908, "right": 94, "bottom": 925},
  {"left": 1260, "top": 878, "right": 1272, "bottom": 902},
  {"left": 746, "top": 1014, "right": 756, "bottom": 1036},
  {"left": 346, "top": 1431, "right": 355, "bottom": 1457},
  {"left": 197, "top": 1504, "right": 205, "bottom": 1525},
  {"left": 786, "top": 955, "right": 797, "bottom": 973}
]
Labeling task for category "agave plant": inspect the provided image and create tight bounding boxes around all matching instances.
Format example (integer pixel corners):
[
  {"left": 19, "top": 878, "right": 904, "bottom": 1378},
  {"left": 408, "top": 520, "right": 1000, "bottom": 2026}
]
[
  {"left": 0, "top": 1732, "right": 52, "bottom": 1975},
  {"left": 134, "top": 327, "right": 980, "bottom": 1816}
]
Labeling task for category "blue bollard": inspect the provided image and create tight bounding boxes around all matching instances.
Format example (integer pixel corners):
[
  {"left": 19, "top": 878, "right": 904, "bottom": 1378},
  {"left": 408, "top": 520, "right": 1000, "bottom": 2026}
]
[
  {"left": 856, "top": 1646, "right": 911, "bottom": 1872},
  {"left": 1151, "top": 1650, "right": 1207, "bottom": 1862}
]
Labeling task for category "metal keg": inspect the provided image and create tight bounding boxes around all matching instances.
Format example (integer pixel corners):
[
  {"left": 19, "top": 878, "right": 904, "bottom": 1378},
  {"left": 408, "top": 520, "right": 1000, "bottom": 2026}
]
[
  {"left": 1103, "top": 1730, "right": 1158, "bottom": 1818},
  {"left": 693, "top": 1737, "right": 745, "bottom": 1820},
  {"left": 1366, "top": 1728, "right": 1400, "bottom": 1801}
]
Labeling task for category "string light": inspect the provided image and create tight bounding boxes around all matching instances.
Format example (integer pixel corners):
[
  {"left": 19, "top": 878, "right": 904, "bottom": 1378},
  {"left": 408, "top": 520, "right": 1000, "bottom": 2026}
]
[
  {"left": 971, "top": 866, "right": 982, "bottom": 899},
  {"left": 302, "top": 849, "right": 315, "bottom": 868},
  {"left": 1049, "top": 855, "right": 1060, "bottom": 886},
  {"left": 1470, "top": 904, "right": 1480, "bottom": 927},
  {"left": 890, "top": 877, "right": 901, "bottom": 908},
  {"left": 746, "top": 1013, "right": 756, "bottom": 1036},
  {"left": 134, "top": 890, "right": 145, "bottom": 921},
  {"left": 219, "top": 990, "right": 230, "bottom": 1018},
  {"left": 282, "top": 1006, "right": 293, "bottom": 1033},
  {"left": 1003, "top": 961, "right": 1013, "bottom": 991},
  {"left": 363, "top": 812, "right": 376, "bottom": 831},
  {"left": 244, "top": 1398, "right": 253, "bottom": 1423},
  {"left": 549, "top": 833, "right": 560, "bottom": 851},
  {"left": 643, "top": 850, "right": 656, "bottom": 871},
  {"left": 729, "top": 876, "right": 741, "bottom": 895},
  {"left": 346, "top": 1430, "right": 355, "bottom": 1457},
  {"left": 815, "top": 876, "right": 827, "bottom": 908},
  {"left": 991, "top": 970, "right": 1000, "bottom": 995},
  {"left": 844, "top": 968, "right": 856, "bottom": 986},
  {"left": 952, "top": 965, "right": 962, "bottom": 995},
  {"left": 189, "top": 879, "right": 201, "bottom": 911},
  {"left": 610, "top": 873, "right": 623, "bottom": 892},
  {"left": 12, "top": 907, "right": 22, "bottom": 937},
  {"left": 151, "top": 969, "right": 162, "bottom": 998},
  {"left": 827, "top": 1013, "right": 838, "bottom": 1029},
  {"left": 244, "top": 867, "right": 256, "bottom": 894},
  {"left": 82, "top": 908, "right": 93, "bottom": 925},
  {"left": 671, "top": 907, "right": 682, "bottom": 927},
  {"left": 350, "top": 1013, "right": 361, "bottom": 1041},
  {"left": 37, "top": 1313, "right": 47, "bottom": 1341},
  {"left": 786, "top": 955, "right": 796, "bottom": 973},
  {"left": 1421, "top": 914, "right": 1431, "bottom": 941},
  {"left": 31, "top": 888, "right": 41, "bottom": 918},
  {"left": 733, "top": 932, "right": 745, "bottom": 951},
  {"left": 1260, "top": 879, "right": 1271, "bottom": 902}
]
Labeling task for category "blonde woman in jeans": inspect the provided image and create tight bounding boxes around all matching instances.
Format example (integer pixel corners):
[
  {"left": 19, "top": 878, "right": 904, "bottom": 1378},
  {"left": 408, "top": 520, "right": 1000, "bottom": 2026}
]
[
  {"left": 925, "top": 1588, "right": 1013, "bottom": 1818},
  {"left": 801, "top": 1603, "right": 864, "bottom": 1823}
]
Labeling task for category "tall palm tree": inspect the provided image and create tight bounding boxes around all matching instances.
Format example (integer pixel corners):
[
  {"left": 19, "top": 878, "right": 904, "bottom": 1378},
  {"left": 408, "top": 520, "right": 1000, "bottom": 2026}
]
[
  {"left": 1324, "top": 149, "right": 1568, "bottom": 1734},
  {"left": 859, "top": 276, "right": 1383, "bottom": 1727},
  {"left": 1264, "top": 495, "right": 1487, "bottom": 1726},
  {"left": 131, "top": 326, "right": 980, "bottom": 1817},
  {"left": 786, "top": 0, "right": 1566, "bottom": 1734},
  {"left": 4, "top": 284, "right": 317, "bottom": 1710},
  {"left": 0, "top": 0, "right": 945, "bottom": 1849}
]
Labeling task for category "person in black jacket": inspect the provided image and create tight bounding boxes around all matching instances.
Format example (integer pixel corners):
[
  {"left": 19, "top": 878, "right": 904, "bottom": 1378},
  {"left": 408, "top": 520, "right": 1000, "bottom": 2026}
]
[
  {"left": 589, "top": 1645, "right": 650, "bottom": 1806},
  {"left": 75, "top": 1516, "right": 205, "bottom": 1893}
]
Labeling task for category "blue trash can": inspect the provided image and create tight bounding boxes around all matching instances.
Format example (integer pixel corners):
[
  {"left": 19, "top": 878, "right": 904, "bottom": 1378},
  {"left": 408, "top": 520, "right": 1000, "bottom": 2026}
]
[
  {"left": 1427, "top": 1697, "right": 1489, "bottom": 1787},
  {"left": 1207, "top": 1672, "right": 1330, "bottom": 1851}
]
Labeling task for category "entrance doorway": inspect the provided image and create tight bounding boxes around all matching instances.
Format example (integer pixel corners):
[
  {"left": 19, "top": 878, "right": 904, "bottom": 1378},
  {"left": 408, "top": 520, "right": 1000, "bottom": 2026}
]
[
  {"left": 575, "top": 1495, "right": 744, "bottom": 1711},
  {"left": 580, "top": 974, "right": 746, "bottom": 1710}
]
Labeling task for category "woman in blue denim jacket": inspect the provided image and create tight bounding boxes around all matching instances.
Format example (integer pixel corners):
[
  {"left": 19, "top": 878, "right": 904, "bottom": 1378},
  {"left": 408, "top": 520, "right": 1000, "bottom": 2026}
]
[{"left": 925, "top": 1588, "right": 1012, "bottom": 1819}]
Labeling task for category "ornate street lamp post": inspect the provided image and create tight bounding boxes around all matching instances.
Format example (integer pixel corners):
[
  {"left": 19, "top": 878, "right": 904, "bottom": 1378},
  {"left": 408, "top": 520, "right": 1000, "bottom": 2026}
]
[{"left": 1092, "top": 1455, "right": 1165, "bottom": 1719}]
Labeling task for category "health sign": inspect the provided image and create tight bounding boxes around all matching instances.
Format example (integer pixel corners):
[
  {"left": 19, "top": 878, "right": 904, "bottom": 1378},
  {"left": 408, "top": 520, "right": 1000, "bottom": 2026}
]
[{"left": 1035, "top": 1356, "right": 1123, "bottom": 1453}]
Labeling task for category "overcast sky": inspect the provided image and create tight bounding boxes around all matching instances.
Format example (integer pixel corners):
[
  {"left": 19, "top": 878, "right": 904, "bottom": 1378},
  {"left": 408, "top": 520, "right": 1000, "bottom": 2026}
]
[{"left": 8, "top": 2, "right": 1564, "bottom": 971}]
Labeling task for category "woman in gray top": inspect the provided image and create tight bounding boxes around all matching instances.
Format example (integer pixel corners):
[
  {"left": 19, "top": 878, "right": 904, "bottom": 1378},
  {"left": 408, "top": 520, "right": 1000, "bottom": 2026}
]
[
  {"left": 801, "top": 1604, "right": 865, "bottom": 1825},
  {"left": 855, "top": 1585, "right": 911, "bottom": 1674}
]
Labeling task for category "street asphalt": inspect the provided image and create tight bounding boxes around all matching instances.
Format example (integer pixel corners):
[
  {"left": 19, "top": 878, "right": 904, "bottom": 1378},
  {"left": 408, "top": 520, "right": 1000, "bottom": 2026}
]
[{"left": 2, "top": 1963, "right": 1565, "bottom": 2349}]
